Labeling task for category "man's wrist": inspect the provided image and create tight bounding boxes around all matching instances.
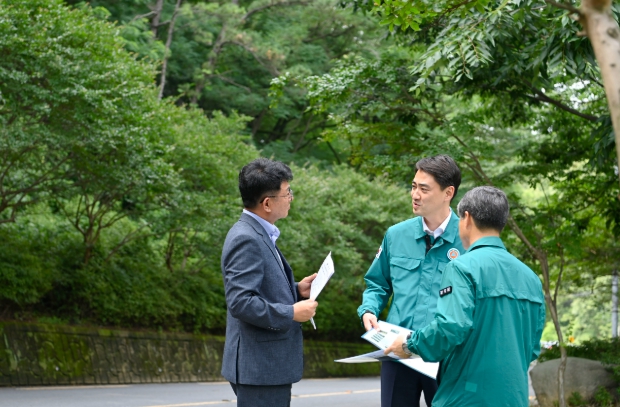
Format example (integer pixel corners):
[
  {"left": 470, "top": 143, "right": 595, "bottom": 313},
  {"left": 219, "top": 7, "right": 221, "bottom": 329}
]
[{"left": 402, "top": 332, "right": 413, "bottom": 356}]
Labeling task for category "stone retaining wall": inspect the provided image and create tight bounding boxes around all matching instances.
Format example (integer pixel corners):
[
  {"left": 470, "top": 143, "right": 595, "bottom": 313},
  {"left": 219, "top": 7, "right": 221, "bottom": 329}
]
[{"left": 0, "top": 322, "right": 379, "bottom": 386}]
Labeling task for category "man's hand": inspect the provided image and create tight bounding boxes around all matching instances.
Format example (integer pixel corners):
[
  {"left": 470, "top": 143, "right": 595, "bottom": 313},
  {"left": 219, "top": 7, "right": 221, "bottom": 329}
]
[
  {"left": 384, "top": 334, "right": 410, "bottom": 358},
  {"left": 297, "top": 273, "right": 317, "bottom": 299},
  {"left": 293, "top": 299, "right": 318, "bottom": 322},
  {"left": 362, "top": 312, "right": 380, "bottom": 331}
]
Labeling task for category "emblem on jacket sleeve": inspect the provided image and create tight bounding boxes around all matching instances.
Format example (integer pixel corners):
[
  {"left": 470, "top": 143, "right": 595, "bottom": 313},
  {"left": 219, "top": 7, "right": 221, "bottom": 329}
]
[
  {"left": 447, "top": 248, "right": 460, "bottom": 261},
  {"left": 376, "top": 246, "right": 383, "bottom": 259}
]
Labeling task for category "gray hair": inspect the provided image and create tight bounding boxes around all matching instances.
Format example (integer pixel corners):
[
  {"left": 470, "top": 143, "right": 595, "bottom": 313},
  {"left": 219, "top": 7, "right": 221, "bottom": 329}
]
[{"left": 457, "top": 186, "right": 510, "bottom": 232}]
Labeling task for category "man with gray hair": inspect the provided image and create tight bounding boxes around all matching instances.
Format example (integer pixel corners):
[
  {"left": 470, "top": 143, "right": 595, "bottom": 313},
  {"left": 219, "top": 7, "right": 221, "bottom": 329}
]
[{"left": 385, "top": 186, "right": 545, "bottom": 407}]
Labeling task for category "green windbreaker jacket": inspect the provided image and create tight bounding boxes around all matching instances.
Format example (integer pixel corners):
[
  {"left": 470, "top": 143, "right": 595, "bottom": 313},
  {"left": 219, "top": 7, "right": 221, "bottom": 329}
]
[
  {"left": 357, "top": 212, "right": 465, "bottom": 330},
  {"left": 409, "top": 236, "right": 545, "bottom": 407}
]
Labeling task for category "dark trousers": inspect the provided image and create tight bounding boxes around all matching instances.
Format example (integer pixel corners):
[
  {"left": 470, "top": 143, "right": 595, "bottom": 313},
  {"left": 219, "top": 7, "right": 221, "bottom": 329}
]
[
  {"left": 381, "top": 361, "right": 438, "bottom": 407},
  {"left": 230, "top": 382, "right": 292, "bottom": 407}
]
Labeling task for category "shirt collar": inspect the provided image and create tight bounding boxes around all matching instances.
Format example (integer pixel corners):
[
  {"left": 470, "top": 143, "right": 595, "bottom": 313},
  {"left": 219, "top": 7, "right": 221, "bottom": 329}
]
[
  {"left": 413, "top": 210, "right": 459, "bottom": 243},
  {"left": 242, "top": 209, "right": 280, "bottom": 246},
  {"left": 465, "top": 236, "right": 506, "bottom": 253},
  {"left": 422, "top": 209, "right": 453, "bottom": 238}
]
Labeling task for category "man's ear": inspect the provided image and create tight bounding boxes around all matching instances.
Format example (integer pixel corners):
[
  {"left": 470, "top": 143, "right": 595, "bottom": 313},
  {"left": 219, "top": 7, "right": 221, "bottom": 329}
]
[
  {"left": 463, "top": 211, "right": 472, "bottom": 229},
  {"left": 262, "top": 197, "right": 272, "bottom": 213},
  {"left": 445, "top": 186, "right": 455, "bottom": 201}
]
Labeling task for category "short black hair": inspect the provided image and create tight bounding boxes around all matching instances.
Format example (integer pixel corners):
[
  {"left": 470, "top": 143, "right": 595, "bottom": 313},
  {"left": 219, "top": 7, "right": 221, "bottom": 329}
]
[
  {"left": 239, "top": 158, "right": 293, "bottom": 208},
  {"left": 415, "top": 155, "right": 461, "bottom": 202},
  {"left": 457, "top": 186, "right": 510, "bottom": 232}
]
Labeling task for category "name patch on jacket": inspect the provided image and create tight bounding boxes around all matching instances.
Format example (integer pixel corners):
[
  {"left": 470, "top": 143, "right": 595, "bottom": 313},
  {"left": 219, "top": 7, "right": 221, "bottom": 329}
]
[{"left": 439, "top": 286, "right": 453, "bottom": 297}]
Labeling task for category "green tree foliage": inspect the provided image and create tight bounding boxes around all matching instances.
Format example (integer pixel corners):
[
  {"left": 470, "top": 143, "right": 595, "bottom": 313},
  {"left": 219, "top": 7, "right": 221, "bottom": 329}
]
[
  {"left": 0, "top": 0, "right": 419, "bottom": 340},
  {"left": 70, "top": 0, "right": 386, "bottom": 163},
  {"left": 0, "top": 0, "right": 163, "bottom": 222},
  {"left": 279, "top": 165, "right": 411, "bottom": 338},
  {"left": 0, "top": 0, "right": 251, "bottom": 330},
  {"left": 0, "top": 0, "right": 183, "bottom": 269},
  {"left": 2, "top": 0, "right": 616, "bottom": 348},
  {"left": 285, "top": 3, "right": 619, "bottom": 347}
]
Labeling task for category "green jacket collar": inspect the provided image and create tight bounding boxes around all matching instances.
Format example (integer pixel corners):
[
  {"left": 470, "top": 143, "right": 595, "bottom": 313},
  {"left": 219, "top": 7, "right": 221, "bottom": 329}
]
[
  {"left": 414, "top": 210, "right": 460, "bottom": 244},
  {"left": 466, "top": 236, "right": 506, "bottom": 253}
]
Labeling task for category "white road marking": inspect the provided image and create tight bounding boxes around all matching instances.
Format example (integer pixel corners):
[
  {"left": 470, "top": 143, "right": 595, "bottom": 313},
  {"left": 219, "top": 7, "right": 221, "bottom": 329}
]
[
  {"left": 17, "top": 385, "right": 130, "bottom": 391},
  {"left": 142, "top": 388, "right": 380, "bottom": 407},
  {"left": 143, "top": 401, "right": 236, "bottom": 407},
  {"left": 292, "top": 389, "right": 380, "bottom": 398}
]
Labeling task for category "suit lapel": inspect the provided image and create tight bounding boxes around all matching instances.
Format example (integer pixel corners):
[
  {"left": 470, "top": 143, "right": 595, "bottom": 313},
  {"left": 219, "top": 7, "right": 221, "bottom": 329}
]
[
  {"left": 276, "top": 245, "right": 296, "bottom": 300},
  {"left": 239, "top": 214, "right": 296, "bottom": 298}
]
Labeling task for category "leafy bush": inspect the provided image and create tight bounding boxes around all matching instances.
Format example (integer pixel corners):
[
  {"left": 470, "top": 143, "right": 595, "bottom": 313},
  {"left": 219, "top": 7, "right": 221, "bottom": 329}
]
[
  {"left": 568, "top": 391, "right": 587, "bottom": 407},
  {"left": 594, "top": 386, "right": 614, "bottom": 407},
  {"left": 0, "top": 223, "right": 57, "bottom": 306}
]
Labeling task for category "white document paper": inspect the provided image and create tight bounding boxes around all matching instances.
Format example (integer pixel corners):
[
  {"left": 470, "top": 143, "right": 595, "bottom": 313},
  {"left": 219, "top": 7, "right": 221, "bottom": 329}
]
[
  {"left": 308, "top": 252, "right": 335, "bottom": 330},
  {"left": 398, "top": 356, "right": 439, "bottom": 379},
  {"left": 335, "top": 349, "right": 395, "bottom": 363},
  {"left": 362, "top": 320, "right": 412, "bottom": 349},
  {"left": 335, "top": 350, "right": 439, "bottom": 379},
  {"left": 310, "top": 252, "right": 334, "bottom": 301},
  {"left": 336, "top": 320, "right": 439, "bottom": 379}
]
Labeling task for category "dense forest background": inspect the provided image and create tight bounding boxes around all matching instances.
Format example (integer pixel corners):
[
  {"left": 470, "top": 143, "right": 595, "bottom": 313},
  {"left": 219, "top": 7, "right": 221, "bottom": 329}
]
[{"left": 0, "top": 0, "right": 618, "bottom": 342}]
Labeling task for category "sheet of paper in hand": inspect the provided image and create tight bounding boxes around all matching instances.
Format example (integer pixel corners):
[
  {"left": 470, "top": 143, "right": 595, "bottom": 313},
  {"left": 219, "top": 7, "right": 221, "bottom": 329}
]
[
  {"left": 362, "top": 320, "right": 412, "bottom": 349},
  {"left": 309, "top": 251, "right": 335, "bottom": 301},
  {"left": 334, "top": 349, "right": 396, "bottom": 363},
  {"left": 356, "top": 320, "right": 439, "bottom": 379}
]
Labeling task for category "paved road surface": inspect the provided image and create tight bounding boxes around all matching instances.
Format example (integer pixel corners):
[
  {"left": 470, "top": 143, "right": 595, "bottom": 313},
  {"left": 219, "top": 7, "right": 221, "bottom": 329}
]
[
  {"left": 0, "top": 373, "right": 538, "bottom": 406},
  {"left": 0, "top": 377, "right": 425, "bottom": 407}
]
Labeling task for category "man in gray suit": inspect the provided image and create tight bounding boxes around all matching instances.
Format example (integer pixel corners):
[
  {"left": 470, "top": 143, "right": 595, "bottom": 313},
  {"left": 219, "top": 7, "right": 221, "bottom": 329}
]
[{"left": 221, "top": 158, "right": 319, "bottom": 407}]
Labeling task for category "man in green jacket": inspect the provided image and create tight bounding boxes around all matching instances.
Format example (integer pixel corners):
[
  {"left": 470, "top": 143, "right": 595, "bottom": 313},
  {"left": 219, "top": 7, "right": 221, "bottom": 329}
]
[
  {"left": 386, "top": 186, "right": 545, "bottom": 407},
  {"left": 358, "top": 155, "right": 464, "bottom": 407}
]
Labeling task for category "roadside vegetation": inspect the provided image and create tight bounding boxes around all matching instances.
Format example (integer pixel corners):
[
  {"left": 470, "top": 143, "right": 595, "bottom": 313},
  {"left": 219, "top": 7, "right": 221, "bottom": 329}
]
[{"left": 0, "top": 0, "right": 618, "bottom": 357}]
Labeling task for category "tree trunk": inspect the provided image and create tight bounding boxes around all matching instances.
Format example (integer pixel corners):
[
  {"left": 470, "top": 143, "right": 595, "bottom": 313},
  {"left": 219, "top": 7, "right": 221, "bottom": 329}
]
[
  {"left": 536, "top": 247, "right": 568, "bottom": 407},
  {"left": 558, "top": 345, "right": 568, "bottom": 407},
  {"left": 159, "top": 0, "right": 182, "bottom": 100},
  {"left": 151, "top": 0, "right": 165, "bottom": 37},
  {"left": 165, "top": 231, "right": 176, "bottom": 272},
  {"left": 613, "top": 269, "right": 618, "bottom": 337},
  {"left": 192, "top": 26, "right": 227, "bottom": 104},
  {"left": 580, "top": 0, "right": 620, "bottom": 189}
]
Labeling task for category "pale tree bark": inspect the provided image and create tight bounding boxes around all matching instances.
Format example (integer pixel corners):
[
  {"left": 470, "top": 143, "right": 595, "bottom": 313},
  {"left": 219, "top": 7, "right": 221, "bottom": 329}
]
[
  {"left": 579, "top": 0, "right": 620, "bottom": 192},
  {"left": 549, "top": 0, "right": 620, "bottom": 191},
  {"left": 159, "top": 0, "right": 183, "bottom": 100}
]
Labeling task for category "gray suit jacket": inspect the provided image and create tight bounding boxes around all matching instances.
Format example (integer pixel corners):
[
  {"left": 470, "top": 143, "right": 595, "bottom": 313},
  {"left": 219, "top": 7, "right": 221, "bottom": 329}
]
[{"left": 220, "top": 213, "right": 304, "bottom": 385}]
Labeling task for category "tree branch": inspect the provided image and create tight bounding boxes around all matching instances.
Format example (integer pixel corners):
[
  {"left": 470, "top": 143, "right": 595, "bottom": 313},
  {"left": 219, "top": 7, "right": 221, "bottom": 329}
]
[
  {"left": 528, "top": 95, "right": 598, "bottom": 121},
  {"left": 545, "top": 0, "right": 582, "bottom": 15},
  {"left": 242, "top": 1, "right": 310, "bottom": 23},
  {"left": 554, "top": 244, "right": 565, "bottom": 305},
  {"left": 130, "top": 10, "right": 156, "bottom": 24},
  {"left": 104, "top": 223, "right": 152, "bottom": 263},
  {"left": 326, "top": 141, "right": 342, "bottom": 165},
  {"left": 229, "top": 41, "right": 280, "bottom": 77},
  {"left": 213, "top": 74, "right": 252, "bottom": 93}
]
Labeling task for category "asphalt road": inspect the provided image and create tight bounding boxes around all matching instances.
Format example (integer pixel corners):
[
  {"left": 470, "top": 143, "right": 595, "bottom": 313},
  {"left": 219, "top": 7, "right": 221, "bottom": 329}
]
[
  {"left": 0, "top": 374, "right": 538, "bottom": 406},
  {"left": 0, "top": 377, "right": 424, "bottom": 407}
]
